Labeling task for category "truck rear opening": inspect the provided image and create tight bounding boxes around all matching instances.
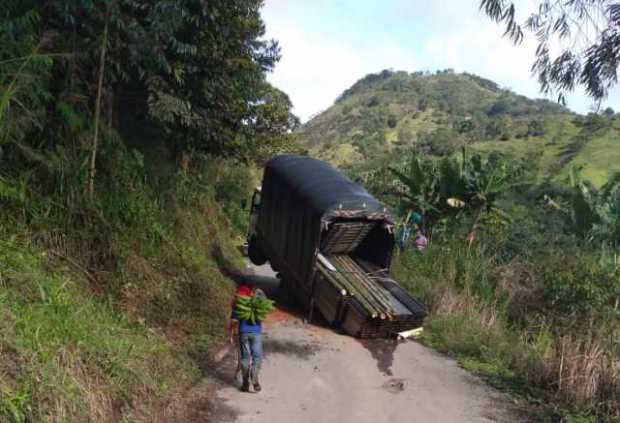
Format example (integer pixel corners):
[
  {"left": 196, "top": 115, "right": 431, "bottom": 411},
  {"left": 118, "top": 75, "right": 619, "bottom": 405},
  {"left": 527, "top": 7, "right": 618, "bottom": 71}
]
[
  {"left": 314, "top": 221, "right": 425, "bottom": 338},
  {"left": 249, "top": 155, "right": 426, "bottom": 338}
]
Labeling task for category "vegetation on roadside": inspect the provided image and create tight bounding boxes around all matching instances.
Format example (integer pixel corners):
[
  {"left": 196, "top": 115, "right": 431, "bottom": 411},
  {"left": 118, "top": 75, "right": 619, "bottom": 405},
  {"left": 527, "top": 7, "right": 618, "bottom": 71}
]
[
  {"left": 368, "top": 151, "right": 620, "bottom": 421},
  {"left": 393, "top": 238, "right": 619, "bottom": 421},
  {"left": 0, "top": 149, "right": 259, "bottom": 421}
]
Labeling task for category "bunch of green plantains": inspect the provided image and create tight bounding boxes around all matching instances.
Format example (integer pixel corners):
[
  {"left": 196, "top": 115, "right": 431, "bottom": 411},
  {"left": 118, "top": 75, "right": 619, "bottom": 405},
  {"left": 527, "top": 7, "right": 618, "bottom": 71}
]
[{"left": 235, "top": 295, "right": 275, "bottom": 324}]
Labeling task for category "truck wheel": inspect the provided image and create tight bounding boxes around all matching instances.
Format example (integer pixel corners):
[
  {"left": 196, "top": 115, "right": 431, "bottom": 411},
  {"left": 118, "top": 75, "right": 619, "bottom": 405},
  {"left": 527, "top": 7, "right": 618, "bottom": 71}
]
[
  {"left": 278, "top": 274, "right": 294, "bottom": 303},
  {"left": 248, "top": 237, "right": 267, "bottom": 266}
]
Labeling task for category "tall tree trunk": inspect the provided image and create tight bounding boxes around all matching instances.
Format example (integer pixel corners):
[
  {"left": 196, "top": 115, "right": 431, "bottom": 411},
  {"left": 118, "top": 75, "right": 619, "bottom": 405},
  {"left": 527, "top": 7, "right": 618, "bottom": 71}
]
[{"left": 88, "top": 7, "right": 110, "bottom": 201}]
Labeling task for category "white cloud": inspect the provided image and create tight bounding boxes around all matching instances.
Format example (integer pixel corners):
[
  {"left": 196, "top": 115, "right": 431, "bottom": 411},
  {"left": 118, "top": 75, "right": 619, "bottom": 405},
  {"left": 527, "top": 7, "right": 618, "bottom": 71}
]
[
  {"left": 265, "top": 25, "right": 365, "bottom": 121},
  {"left": 264, "top": 23, "right": 418, "bottom": 121},
  {"left": 423, "top": 16, "right": 539, "bottom": 94}
]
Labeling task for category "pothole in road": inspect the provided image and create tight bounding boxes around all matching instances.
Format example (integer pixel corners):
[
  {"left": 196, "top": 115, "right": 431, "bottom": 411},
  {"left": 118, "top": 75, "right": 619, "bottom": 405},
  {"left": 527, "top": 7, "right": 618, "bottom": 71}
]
[{"left": 382, "top": 378, "right": 407, "bottom": 394}]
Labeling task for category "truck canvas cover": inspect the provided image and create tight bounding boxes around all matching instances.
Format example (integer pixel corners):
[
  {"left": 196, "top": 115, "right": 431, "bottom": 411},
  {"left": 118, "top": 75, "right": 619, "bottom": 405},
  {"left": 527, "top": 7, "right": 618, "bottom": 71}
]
[
  {"left": 263, "top": 155, "right": 393, "bottom": 221},
  {"left": 259, "top": 155, "right": 394, "bottom": 287}
]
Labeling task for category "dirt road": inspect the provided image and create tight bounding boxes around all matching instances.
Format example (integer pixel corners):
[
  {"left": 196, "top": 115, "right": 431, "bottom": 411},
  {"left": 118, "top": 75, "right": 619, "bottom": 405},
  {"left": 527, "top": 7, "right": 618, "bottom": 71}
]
[{"left": 212, "top": 264, "right": 530, "bottom": 423}]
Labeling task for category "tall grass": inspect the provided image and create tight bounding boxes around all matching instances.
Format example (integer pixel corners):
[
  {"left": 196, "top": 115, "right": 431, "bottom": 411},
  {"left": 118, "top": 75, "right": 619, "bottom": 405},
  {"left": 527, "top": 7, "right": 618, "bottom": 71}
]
[
  {"left": 393, "top": 240, "right": 620, "bottom": 421},
  {"left": 0, "top": 236, "right": 196, "bottom": 421}
]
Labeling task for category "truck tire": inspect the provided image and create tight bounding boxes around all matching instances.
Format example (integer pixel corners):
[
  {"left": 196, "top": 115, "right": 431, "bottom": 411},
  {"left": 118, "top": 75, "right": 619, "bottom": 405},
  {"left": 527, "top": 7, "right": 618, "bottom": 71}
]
[
  {"left": 278, "top": 273, "right": 295, "bottom": 303},
  {"left": 248, "top": 237, "right": 267, "bottom": 266}
]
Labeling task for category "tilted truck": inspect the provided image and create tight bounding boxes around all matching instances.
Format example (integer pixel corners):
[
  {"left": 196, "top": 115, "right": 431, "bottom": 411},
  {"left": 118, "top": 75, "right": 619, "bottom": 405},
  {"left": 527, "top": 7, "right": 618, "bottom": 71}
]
[{"left": 247, "top": 155, "right": 426, "bottom": 338}]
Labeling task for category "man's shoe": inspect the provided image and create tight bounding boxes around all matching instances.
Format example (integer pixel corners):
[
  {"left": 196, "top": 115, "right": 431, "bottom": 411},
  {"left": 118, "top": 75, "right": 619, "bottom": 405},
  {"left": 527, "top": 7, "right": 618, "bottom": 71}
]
[
  {"left": 253, "top": 383, "right": 261, "bottom": 393},
  {"left": 240, "top": 380, "right": 250, "bottom": 392},
  {"left": 241, "top": 370, "right": 251, "bottom": 392}
]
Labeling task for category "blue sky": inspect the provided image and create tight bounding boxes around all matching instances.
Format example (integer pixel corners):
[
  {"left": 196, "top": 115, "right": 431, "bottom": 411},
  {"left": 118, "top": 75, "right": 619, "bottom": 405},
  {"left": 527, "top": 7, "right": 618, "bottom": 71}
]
[{"left": 261, "top": 0, "right": 620, "bottom": 122}]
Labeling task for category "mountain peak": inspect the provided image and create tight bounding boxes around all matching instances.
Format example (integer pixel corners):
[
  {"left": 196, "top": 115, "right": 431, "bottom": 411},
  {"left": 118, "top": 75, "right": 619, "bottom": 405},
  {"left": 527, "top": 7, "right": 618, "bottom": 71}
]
[{"left": 302, "top": 69, "right": 570, "bottom": 167}]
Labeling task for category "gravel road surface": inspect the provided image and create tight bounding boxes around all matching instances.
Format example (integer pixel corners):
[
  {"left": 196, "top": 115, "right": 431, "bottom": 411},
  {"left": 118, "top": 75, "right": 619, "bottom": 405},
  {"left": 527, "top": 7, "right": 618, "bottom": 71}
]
[{"left": 212, "top": 264, "right": 530, "bottom": 423}]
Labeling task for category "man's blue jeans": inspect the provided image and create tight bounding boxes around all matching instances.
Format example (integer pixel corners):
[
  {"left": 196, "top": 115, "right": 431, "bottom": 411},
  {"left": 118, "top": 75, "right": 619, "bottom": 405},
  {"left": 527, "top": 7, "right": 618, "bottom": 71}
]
[{"left": 239, "top": 332, "right": 262, "bottom": 384}]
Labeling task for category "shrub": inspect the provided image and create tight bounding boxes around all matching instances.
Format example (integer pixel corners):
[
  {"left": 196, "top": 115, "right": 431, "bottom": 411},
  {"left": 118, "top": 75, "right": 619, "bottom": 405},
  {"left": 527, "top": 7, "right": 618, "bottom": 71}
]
[
  {"left": 538, "top": 255, "right": 620, "bottom": 323},
  {"left": 387, "top": 115, "right": 398, "bottom": 128}
]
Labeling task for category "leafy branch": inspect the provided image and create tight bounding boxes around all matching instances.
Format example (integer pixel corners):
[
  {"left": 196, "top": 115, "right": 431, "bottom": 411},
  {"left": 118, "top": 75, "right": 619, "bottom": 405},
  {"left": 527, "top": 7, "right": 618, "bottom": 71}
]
[{"left": 480, "top": 0, "right": 619, "bottom": 103}]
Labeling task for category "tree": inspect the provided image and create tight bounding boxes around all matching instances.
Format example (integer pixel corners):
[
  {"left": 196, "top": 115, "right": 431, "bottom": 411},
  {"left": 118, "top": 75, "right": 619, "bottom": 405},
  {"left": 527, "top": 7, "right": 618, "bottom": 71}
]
[
  {"left": 0, "top": 1, "right": 53, "bottom": 146},
  {"left": 388, "top": 153, "right": 440, "bottom": 229},
  {"left": 484, "top": 116, "right": 512, "bottom": 140},
  {"left": 487, "top": 96, "right": 511, "bottom": 116},
  {"left": 527, "top": 119, "right": 546, "bottom": 137},
  {"left": 481, "top": 0, "right": 620, "bottom": 103},
  {"left": 88, "top": 1, "right": 111, "bottom": 200},
  {"left": 396, "top": 125, "right": 415, "bottom": 146},
  {"left": 41, "top": 0, "right": 289, "bottom": 158},
  {"left": 1, "top": 0, "right": 298, "bottom": 204},
  {"left": 569, "top": 167, "right": 620, "bottom": 256},
  {"left": 239, "top": 84, "right": 301, "bottom": 162},
  {"left": 387, "top": 149, "right": 517, "bottom": 245},
  {"left": 418, "top": 128, "right": 462, "bottom": 156},
  {"left": 387, "top": 114, "right": 398, "bottom": 128},
  {"left": 456, "top": 118, "right": 475, "bottom": 134}
]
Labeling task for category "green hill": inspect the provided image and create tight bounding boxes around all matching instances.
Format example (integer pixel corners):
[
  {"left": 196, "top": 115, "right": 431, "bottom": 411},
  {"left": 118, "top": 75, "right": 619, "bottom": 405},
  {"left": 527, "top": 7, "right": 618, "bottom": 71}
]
[{"left": 301, "top": 69, "right": 620, "bottom": 186}]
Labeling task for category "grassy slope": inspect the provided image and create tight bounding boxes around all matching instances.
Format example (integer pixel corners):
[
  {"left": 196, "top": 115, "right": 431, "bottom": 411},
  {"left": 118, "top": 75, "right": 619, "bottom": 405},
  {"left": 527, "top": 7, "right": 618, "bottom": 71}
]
[
  {"left": 470, "top": 115, "right": 579, "bottom": 182},
  {"left": 471, "top": 116, "right": 620, "bottom": 187},
  {"left": 0, "top": 237, "right": 195, "bottom": 421},
  {"left": 0, "top": 158, "right": 251, "bottom": 422},
  {"left": 561, "top": 117, "right": 620, "bottom": 186}
]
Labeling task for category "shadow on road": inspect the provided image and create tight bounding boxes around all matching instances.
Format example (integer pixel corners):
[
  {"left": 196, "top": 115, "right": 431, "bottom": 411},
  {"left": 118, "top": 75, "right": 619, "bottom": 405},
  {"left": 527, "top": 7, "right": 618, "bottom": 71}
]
[
  {"left": 358, "top": 338, "right": 403, "bottom": 376},
  {"left": 202, "top": 345, "right": 239, "bottom": 388}
]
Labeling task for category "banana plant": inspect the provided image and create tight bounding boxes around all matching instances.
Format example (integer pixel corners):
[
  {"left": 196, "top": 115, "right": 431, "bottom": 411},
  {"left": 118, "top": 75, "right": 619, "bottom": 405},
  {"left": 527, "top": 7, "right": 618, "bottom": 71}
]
[
  {"left": 388, "top": 152, "right": 441, "bottom": 231},
  {"left": 570, "top": 168, "right": 620, "bottom": 264},
  {"left": 457, "top": 150, "right": 517, "bottom": 246},
  {"left": 569, "top": 166, "right": 600, "bottom": 238},
  {"left": 430, "top": 148, "right": 517, "bottom": 245},
  {"left": 593, "top": 173, "right": 620, "bottom": 247},
  {"left": 388, "top": 148, "right": 517, "bottom": 246}
]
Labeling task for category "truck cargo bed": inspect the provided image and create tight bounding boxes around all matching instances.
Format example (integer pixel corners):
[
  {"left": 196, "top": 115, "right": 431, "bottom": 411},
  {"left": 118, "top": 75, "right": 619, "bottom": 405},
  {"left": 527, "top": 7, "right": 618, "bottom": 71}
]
[{"left": 315, "top": 255, "right": 426, "bottom": 338}]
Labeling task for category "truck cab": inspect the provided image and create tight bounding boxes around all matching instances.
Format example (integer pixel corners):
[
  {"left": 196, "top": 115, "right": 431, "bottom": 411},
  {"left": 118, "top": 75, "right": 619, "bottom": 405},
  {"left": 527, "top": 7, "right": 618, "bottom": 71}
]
[
  {"left": 246, "top": 186, "right": 267, "bottom": 265},
  {"left": 247, "top": 186, "right": 261, "bottom": 241}
]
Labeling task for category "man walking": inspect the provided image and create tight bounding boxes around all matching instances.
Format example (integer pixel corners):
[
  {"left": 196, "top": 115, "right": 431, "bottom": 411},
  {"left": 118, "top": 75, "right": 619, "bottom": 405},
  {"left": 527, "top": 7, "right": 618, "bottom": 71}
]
[{"left": 229, "top": 280, "right": 264, "bottom": 393}]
